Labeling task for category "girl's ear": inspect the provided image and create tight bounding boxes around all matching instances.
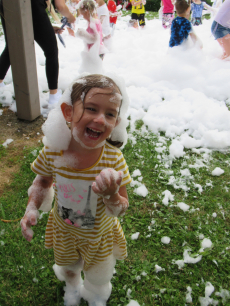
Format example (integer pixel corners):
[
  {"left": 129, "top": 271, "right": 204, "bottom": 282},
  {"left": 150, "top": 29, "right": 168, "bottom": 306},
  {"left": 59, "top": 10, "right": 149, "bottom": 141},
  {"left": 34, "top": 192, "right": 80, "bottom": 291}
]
[{"left": 61, "top": 103, "right": 73, "bottom": 122}]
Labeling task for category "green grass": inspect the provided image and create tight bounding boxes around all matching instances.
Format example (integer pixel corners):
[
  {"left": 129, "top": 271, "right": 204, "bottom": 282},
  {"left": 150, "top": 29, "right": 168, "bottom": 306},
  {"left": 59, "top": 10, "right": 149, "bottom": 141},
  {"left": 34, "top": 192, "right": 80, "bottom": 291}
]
[{"left": 0, "top": 125, "right": 230, "bottom": 306}]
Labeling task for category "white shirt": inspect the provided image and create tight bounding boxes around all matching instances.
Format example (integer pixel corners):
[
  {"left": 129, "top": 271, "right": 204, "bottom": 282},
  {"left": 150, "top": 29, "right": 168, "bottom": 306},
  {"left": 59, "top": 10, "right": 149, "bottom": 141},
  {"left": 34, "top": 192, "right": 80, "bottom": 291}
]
[
  {"left": 214, "top": 0, "right": 230, "bottom": 29},
  {"left": 97, "top": 4, "right": 111, "bottom": 36}
]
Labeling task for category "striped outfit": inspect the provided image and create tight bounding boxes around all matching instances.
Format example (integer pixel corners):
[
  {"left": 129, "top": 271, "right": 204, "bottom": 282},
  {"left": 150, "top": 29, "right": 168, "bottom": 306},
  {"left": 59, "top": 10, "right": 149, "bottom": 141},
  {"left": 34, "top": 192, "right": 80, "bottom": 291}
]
[{"left": 31, "top": 142, "right": 131, "bottom": 271}]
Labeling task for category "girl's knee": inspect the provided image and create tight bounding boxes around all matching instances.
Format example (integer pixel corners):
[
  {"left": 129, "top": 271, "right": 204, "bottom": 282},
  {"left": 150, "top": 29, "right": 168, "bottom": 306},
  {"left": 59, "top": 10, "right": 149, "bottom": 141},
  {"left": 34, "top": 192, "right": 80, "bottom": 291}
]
[{"left": 53, "top": 260, "right": 83, "bottom": 281}]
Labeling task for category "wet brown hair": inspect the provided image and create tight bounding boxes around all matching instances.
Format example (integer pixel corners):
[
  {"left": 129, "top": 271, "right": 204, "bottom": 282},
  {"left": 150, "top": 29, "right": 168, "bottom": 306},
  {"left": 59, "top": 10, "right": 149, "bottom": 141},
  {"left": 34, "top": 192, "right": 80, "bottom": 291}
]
[
  {"left": 71, "top": 74, "right": 123, "bottom": 148},
  {"left": 175, "top": 0, "right": 191, "bottom": 15}
]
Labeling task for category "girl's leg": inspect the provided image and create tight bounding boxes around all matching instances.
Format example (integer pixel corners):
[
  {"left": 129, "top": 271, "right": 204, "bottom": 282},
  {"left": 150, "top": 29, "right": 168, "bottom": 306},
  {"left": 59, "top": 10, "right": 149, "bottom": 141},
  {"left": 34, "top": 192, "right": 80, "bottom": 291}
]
[
  {"left": 217, "top": 34, "right": 230, "bottom": 59},
  {"left": 81, "top": 254, "right": 116, "bottom": 306},
  {"left": 0, "top": 0, "right": 11, "bottom": 83},
  {"left": 30, "top": 0, "right": 59, "bottom": 93},
  {"left": 162, "top": 14, "right": 167, "bottom": 29},
  {"left": 53, "top": 260, "right": 84, "bottom": 306}
]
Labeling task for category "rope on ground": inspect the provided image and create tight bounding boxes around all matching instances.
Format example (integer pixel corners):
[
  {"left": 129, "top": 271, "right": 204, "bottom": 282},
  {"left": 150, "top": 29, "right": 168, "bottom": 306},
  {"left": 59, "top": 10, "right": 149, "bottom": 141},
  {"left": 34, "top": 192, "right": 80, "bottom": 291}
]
[{"left": 1, "top": 218, "right": 21, "bottom": 223}]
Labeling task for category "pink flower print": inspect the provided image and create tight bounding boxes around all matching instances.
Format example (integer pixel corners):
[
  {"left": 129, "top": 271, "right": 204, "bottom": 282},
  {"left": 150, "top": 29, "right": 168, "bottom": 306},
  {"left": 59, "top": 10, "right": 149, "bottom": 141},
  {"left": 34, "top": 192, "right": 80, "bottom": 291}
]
[
  {"left": 76, "top": 210, "right": 85, "bottom": 216},
  {"left": 64, "top": 219, "right": 72, "bottom": 225},
  {"left": 78, "top": 195, "right": 83, "bottom": 199},
  {"left": 74, "top": 223, "right": 81, "bottom": 227}
]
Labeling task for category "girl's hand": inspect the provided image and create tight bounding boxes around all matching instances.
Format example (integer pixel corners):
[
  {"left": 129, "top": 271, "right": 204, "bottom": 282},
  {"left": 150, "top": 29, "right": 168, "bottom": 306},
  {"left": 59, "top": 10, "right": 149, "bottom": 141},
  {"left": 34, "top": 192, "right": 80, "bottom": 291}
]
[
  {"left": 92, "top": 168, "right": 123, "bottom": 198},
  {"left": 20, "top": 205, "right": 39, "bottom": 242}
]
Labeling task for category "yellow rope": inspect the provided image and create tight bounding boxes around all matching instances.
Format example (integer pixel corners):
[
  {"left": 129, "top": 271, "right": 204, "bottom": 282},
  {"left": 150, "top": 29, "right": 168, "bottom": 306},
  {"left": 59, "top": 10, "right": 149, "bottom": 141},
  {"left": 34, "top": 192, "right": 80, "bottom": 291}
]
[{"left": 1, "top": 218, "right": 21, "bottom": 223}]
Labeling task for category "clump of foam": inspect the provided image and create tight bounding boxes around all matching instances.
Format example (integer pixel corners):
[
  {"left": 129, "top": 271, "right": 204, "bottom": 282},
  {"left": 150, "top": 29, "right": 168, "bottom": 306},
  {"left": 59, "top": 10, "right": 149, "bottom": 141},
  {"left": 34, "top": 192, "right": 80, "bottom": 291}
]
[
  {"left": 105, "top": 72, "right": 130, "bottom": 146},
  {"left": 42, "top": 106, "right": 71, "bottom": 151},
  {"left": 161, "top": 236, "right": 170, "bottom": 244},
  {"left": 131, "top": 232, "right": 140, "bottom": 240},
  {"left": 2, "top": 139, "right": 13, "bottom": 148},
  {"left": 162, "top": 190, "right": 174, "bottom": 206},
  {"left": 211, "top": 167, "right": 224, "bottom": 176}
]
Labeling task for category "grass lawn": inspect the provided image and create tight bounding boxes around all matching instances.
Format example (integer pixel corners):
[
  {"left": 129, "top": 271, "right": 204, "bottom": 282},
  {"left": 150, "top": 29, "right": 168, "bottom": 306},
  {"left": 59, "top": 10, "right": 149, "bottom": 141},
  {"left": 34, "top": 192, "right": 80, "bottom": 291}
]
[{"left": 0, "top": 121, "right": 230, "bottom": 306}]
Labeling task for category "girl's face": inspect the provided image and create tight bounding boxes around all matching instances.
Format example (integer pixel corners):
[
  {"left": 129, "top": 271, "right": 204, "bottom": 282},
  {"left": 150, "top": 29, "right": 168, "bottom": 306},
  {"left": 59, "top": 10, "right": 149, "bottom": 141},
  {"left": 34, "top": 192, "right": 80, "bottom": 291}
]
[
  {"left": 80, "top": 7, "right": 90, "bottom": 21},
  {"left": 70, "top": 87, "right": 121, "bottom": 149}
]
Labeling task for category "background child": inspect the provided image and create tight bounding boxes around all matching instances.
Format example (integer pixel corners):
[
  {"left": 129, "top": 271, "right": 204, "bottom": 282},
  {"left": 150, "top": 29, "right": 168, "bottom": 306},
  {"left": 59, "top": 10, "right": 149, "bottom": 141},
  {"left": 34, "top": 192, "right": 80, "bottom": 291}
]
[
  {"left": 169, "top": 0, "right": 202, "bottom": 47},
  {"left": 76, "top": 0, "right": 103, "bottom": 54},
  {"left": 191, "top": 0, "right": 214, "bottom": 26},
  {"left": 211, "top": 0, "right": 230, "bottom": 59},
  {"left": 130, "top": 0, "right": 146, "bottom": 28},
  {"left": 20, "top": 74, "right": 131, "bottom": 306},
  {"left": 107, "top": 0, "right": 122, "bottom": 35},
  {"left": 96, "top": 0, "right": 112, "bottom": 49},
  {"left": 75, "top": 0, "right": 107, "bottom": 73},
  {"left": 161, "top": 0, "right": 175, "bottom": 29}
]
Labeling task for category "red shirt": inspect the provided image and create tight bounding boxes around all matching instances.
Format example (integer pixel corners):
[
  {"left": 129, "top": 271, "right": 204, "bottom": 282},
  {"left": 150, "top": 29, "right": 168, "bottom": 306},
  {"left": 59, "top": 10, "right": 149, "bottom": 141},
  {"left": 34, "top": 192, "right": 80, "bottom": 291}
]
[
  {"left": 162, "top": 0, "right": 174, "bottom": 13},
  {"left": 107, "top": 0, "right": 118, "bottom": 24}
]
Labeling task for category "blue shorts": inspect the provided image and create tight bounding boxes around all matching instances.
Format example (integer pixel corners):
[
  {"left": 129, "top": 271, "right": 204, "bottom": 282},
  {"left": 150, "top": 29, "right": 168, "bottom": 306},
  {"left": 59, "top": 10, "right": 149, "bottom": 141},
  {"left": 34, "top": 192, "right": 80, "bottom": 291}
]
[{"left": 211, "top": 21, "right": 230, "bottom": 40}]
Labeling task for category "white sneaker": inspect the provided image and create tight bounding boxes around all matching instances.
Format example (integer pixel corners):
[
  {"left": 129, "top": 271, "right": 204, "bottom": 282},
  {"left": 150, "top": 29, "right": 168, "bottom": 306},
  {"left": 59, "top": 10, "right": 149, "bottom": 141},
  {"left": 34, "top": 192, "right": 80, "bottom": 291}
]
[{"left": 48, "top": 89, "right": 62, "bottom": 105}]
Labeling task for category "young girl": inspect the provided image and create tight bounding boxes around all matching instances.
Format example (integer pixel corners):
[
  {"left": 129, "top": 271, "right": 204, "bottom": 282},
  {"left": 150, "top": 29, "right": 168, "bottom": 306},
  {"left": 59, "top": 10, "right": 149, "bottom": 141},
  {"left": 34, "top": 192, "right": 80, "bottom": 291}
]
[
  {"left": 20, "top": 74, "right": 131, "bottom": 306},
  {"left": 161, "top": 0, "right": 175, "bottom": 29},
  {"left": 169, "top": 0, "right": 202, "bottom": 48},
  {"left": 76, "top": 0, "right": 107, "bottom": 73},
  {"left": 191, "top": 0, "right": 214, "bottom": 26}
]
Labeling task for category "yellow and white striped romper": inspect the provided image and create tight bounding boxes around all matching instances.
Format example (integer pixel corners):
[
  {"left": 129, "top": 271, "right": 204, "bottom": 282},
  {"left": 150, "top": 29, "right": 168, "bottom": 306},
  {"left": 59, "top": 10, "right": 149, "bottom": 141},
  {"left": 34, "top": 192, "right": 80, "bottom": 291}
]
[{"left": 31, "top": 142, "right": 131, "bottom": 271}]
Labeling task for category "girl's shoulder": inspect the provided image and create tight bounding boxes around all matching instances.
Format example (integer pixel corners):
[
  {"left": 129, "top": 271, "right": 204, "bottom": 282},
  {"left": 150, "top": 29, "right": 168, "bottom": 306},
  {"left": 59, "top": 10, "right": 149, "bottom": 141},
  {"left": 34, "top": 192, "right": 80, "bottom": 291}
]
[{"left": 105, "top": 141, "right": 122, "bottom": 155}]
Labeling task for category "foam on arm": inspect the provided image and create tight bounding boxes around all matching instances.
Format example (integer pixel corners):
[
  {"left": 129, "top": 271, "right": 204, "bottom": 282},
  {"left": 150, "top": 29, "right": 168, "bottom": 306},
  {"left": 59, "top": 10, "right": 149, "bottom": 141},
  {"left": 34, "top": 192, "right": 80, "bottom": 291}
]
[
  {"left": 20, "top": 175, "right": 53, "bottom": 241},
  {"left": 76, "top": 28, "right": 97, "bottom": 43}
]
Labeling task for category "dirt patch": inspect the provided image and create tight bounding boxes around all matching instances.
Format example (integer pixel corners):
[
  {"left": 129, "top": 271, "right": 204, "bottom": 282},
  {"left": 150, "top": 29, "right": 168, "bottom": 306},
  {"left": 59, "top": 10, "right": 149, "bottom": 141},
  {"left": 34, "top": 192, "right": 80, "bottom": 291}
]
[{"left": 0, "top": 107, "right": 45, "bottom": 196}]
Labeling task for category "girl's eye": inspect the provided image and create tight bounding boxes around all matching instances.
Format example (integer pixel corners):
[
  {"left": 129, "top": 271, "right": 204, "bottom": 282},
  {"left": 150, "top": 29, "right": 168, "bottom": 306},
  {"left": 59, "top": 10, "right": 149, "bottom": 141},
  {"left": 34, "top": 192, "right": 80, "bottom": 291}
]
[
  {"left": 107, "top": 113, "right": 116, "bottom": 118},
  {"left": 86, "top": 107, "right": 96, "bottom": 112}
]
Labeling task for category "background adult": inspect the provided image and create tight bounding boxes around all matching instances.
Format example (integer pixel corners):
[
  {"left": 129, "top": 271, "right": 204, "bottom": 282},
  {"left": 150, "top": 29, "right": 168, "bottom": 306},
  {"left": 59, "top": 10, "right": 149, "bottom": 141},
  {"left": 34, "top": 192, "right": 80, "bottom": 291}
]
[{"left": 0, "top": 0, "right": 76, "bottom": 105}]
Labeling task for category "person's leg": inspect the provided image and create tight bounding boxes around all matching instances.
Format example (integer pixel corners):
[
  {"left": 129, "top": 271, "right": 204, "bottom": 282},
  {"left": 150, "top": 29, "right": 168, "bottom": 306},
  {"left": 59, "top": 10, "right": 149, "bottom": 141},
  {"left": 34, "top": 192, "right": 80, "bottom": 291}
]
[
  {"left": 162, "top": 13, "right": 167, "bottom": 29},
  {"left": 81, "top": 254, "right": 116, "bottom": 306},
  {"left": 217, "top": 34, "right": 230, "bottom": 59},
  {"left": 139, "top": 13, "right": 145, "bottom": 28},
  {"left": 0, "top": 0, "right": 11, "bottom": 84},
  {"left": 30, "top": 0, "right": 59, "bottom": 96},
  {"left": 53, "top": 260, "right": 84, "bottom": 306}
]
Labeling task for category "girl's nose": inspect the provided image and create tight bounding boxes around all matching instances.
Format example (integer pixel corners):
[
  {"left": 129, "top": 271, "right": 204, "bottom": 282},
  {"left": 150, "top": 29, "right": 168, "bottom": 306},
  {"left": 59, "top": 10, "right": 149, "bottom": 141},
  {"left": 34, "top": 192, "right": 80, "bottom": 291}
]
[{"left": 94, "top": 114, "right": 106, "bottom": 125}]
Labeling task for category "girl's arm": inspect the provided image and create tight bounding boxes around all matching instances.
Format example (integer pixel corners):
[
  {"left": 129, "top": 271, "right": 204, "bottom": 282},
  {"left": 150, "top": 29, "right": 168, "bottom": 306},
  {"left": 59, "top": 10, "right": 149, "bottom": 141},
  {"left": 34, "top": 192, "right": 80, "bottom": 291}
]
[
  {"left": 92, "top": 168, "right": 129, "bottom": 217},
  {"left": 131, "top": 0, "right": 143, "bottom": 6},
  {"left": 20, "top": 175, "right": 53, "bottom": 242},
  {"left": 54, "top": 0, "right": 76, "bottom": 23},
  {"left": 76, "top": 28, "right": 97, "bottom": 43}
]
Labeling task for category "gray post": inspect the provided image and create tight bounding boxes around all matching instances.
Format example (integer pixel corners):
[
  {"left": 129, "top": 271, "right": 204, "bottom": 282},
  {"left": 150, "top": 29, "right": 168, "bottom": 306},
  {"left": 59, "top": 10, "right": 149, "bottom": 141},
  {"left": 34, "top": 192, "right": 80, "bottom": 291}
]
[{"left": 3, "top": 0, "right": 40, "bottom": 121}]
